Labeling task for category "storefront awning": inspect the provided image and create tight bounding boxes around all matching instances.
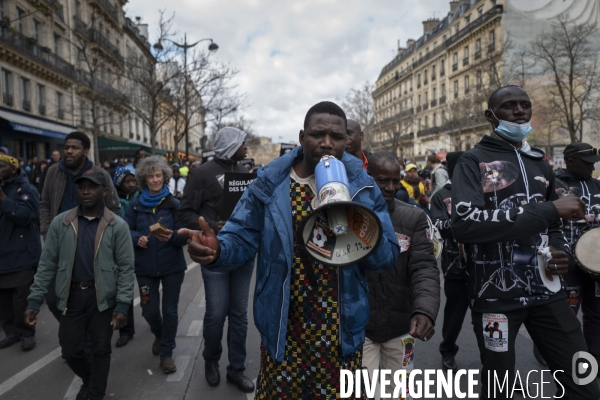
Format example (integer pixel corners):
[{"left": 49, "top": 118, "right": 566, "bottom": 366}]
[
  {"left": 99, "top": 136, "right": 167, "bottom": 155},
  {"left": 0, "top": 108, "right": 75, "bottom": 139}
]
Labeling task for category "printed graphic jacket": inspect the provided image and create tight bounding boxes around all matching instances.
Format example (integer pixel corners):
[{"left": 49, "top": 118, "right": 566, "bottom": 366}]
[
  {"left": 451, "top": 135, "right": 570, "bottom": 313},
  {"left": 430, "top": 181, "right": 467, "bottom": 280},
  {"left": 177, "top": 158, "right": 248, "bottom": 231},
  {"left": 365, "top": 199, "right": 440, "bottom": 343},
  {"left": 0, "top": 169, "right": 42, "bottom": 273},
  {"left": 554, "top": 168, "right": 600, "bottom": 248},
  {"left": 206, "top": 146, "right": 400, "bottom": 362}
]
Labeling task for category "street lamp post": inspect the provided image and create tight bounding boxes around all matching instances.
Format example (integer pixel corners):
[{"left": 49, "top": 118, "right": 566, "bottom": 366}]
[{"left": 154, "top": 36, "right": 218, "bottom": 160}]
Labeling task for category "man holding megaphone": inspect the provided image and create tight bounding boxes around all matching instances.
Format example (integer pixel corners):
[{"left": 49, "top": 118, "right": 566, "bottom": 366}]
[{"left": 179, "top": 101, "right": 399, "bottom": 399}]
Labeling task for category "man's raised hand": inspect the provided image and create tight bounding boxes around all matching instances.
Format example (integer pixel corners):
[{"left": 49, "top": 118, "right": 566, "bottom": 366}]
[{"left": 178, "top": 217, "right": 221, "bottom": 264}]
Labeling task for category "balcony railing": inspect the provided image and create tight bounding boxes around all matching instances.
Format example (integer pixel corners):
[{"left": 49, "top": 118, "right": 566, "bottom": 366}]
[
  {"left": 22, "top": 99, "right": 31, "bottom": 111},
  {"left": 77, "top": 69, "right": 128, "bottom": 104},
  {"left": 423, "top": 103, "right": 429, "bottom": 110},
  {"left": 440, "top": 96, "right": 446, "bottom": 104},
  {"left": 431, "top": 99, "right": 437, "bottom": 108},
  {"left": 90, "top": 30, "right": 124, "bottom": 63},
  {"left": 54, "top": 3, "right": 64, "bottom": 22},
  {"left": 475, "top": 50, "right": 481, "bottom": 60},
  {"left": 73, "top": 15, "right": 87, "bottom": 35},
  {"left": 58, "top": 109, "right": 64, "bottom": 119},
  {"left": 417, "top": 83, "right": 421, "bottom": 89},
  {"left": 454, "top": 92, "right": 459, "bottom": 99},
  {"left": 424, "top": 78, "right": 428, "bottom": 85},
  {"left": 3, "top": 93, "right": 13, "bottom": 107},
  {"left": 463, "top": 57, "right": 469, "bottom": 66},
  {"left": 95, "top": 0, "right": 119, "bottom": 23},
  {"left": 488, "top": 43, "right": 496, "bottom": 53},
  {"left": 465, "top": 88, "right": 470, "bottom": 94},
  {"left": 452, "top": 63, "right": 458, "bottom": 71},
  {"left": 440, "top": 69, "right": 445, "bottom": 77},
  {"left": 399, "top": 108, "right": 414, "bottom": 118},
  {"left": 0, "top": 27, "right": 77, "bottom": 80},
  {"left": 416, "top": 105, "right": 422, "bottom": 113},
  {"left": 39, "top": 104, "right": 46, "bottom": 115},
  {"left": 431, "top": 75, "right": 436, "bottom": 81},
  {"left": 417, "top": 126, "right": 441, "bottom": 138}
]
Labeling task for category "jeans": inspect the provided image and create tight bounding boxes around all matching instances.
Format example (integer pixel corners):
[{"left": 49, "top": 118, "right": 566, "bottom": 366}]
[
  {"left": 0, "top": 281, "right": 35, "bottom": 338},
  {"left": 439, "top": 278, "right": 470, "bottom": 358},
  {"left": 58, "top": 287, "right": 114, "bottom": 400},
  {"left": 136, "top": 271, "right": 185, "bottom": 360},
  {"left": 119, "top": 302, "right": 135, "bottom": 337},
  {"left": 472, "top": 299, "right": 600, "bottom": 400},
  {"left": 202, "top": 259, "right": 254, "bottom": 377}
]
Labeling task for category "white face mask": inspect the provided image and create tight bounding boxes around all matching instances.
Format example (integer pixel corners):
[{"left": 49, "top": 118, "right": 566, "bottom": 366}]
[{"left": 488, "top": 110, "right": 533, "bottom": 142}]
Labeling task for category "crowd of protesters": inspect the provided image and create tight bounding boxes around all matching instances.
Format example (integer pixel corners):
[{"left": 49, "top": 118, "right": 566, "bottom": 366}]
[{"left": 0, "top": 89, "right": 599, "bottom": 400}]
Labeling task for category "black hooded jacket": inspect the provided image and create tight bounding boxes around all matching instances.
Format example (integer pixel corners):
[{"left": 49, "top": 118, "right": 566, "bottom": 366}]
[
  {"left": 451, "top": 135, "right": 569, "bottom": 312},
  {"left": 554, "top": 168, "right": 600, "bottom": 248}
]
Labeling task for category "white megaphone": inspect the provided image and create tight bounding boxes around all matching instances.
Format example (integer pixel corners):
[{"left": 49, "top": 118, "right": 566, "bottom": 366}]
[{"left": 300, "top": 155, "right": 383, "bottom": 266}]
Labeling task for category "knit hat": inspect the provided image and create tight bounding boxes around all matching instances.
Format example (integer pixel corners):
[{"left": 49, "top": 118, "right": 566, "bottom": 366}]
[
  {"left": 0, "top": 154, "right": 18, "bottom": 169},
  {"left": 113, "top": 166, "right": 134, "bottom": 188}
]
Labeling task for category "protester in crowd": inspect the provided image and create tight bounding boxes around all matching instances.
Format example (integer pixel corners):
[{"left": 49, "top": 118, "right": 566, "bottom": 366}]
[
  {"left": 40, "top": 132, "right": 120, "bottom": 322},
  {"left": 31, "top": 160, "right": 48, "bottom": 195},
  {"left": 427, "top": 154, "right": 449, "bottom": 197},
  {"left": 346, "top": 119, "right": 369, "bottom": 169},
  {"left": 102, "top": 160, "right": 116, "bottom": 179},
  {"left": 430, "top": 151, "right": 468, "bottom": 372},
  {"left": 0, "top": 152, "right": 41, "bottom": 351},
  {"left": 112, "top": 166, "right": 139, "bottom": 348},
  {"left": 178, "top": 101, "right": 399, "bottom": 399},
  {"left": 133, "top": 149, "right": 146, "bottom": 169},
  {"left": 168, "top": 164, "right": 186, "bottom": 199},
  {"left": 554, "top": 142, "right": 600, "bottom": 368},
  {"left": 177, "top": 127, "right": 254, "bottom": 392},
  {"left": 401, "top": 163, "right": 429, "bottom": 214},
  {"left": 451, "top": 85, "right": 599, "bottom": 399},
  {"left": 124, "top": 156, "right": 188, "bottom": 375},
  {"left": 39, "top": 150, "right": 61, "bottom": 194},
  {"left": 363, "top": 151, "right": 440, "bottom": 399},
  {"left": 179, "top": 162, "right": 189, "bottom": 178},
  {"left": 27, "top": 156, "right": 39, "bottom": 182},
  {"left": 25, "top": 170, "right": 134, "bottom": 400}
]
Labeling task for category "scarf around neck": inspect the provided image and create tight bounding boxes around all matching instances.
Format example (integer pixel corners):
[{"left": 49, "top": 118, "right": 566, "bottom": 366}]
[{"left": 140, "top": 186, "right": 170, "bottom": 208}]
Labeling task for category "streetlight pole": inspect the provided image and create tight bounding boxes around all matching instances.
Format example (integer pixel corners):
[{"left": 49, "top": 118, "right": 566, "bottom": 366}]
[{"left": 154, "top": 36, "right": 218, "bottom": 161}]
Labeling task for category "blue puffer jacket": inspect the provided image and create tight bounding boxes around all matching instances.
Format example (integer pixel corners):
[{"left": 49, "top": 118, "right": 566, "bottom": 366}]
[
  {"left": 0, "top": 169, "right": 41, "bottom": 273},
  {"left": 209, "top": 146, "right": 400, "bottom": 362},
  {"left": 124, "top": 193, "right": 188, "bottom": 277}
]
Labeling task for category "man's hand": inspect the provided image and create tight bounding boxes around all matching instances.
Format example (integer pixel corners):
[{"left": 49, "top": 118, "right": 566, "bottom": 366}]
[
  {"left": 214, "top": 220, "right": 226, "bottom": 235},
  {"left": 178, "top": 217, "right": 220, "bottom": 264},
  {"left": 110, "top": 312, "right": 127, "bottom": 331},
  {"left": 409, "top": 314, "right": 435, "bottom": 341},
  {"left": 23, "top": 309, "right": 39, "bottom": 326},
  {"left": 553, "top": 195, "right": 586, "bottom": 221},
  {"left": 137, "top": 235, "right": 149, "bottom": 248},
  {"left": 542, "top": 246, "right": 570, "bottom": 275},
  {"left": 156, "top": 229, "right": 173, "bottom": 242}
]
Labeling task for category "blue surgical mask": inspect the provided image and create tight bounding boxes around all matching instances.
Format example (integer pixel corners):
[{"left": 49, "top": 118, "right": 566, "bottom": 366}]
[{"left": 488, "top": 110, "right": 532, "bottom": 142}]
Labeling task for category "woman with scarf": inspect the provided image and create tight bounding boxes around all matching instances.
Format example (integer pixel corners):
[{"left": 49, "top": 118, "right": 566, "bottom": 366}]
[{"left": 124, "top": 156, "right": 188, "bottom": 375}]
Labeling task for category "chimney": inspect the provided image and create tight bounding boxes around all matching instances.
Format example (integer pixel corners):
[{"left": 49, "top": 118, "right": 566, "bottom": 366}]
[
  {"left": 407, "top": 38, "right": 415, "bottom": 48},
  {"left": 422, "top": 18, "right": 440, "bottom": 34},
  {"left": 450, "top": 1, "right": 459, "bottom": 13}
]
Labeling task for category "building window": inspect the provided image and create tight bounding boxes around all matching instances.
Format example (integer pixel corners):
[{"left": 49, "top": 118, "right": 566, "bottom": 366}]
[
  {"left": 432, "top": 64, "right": 436, "bottom": 80},
  {"left": 453, "top": 52, "right": 458, "bottom": 71},
  {"left": 464, "top": 75, "right": 470, "bottom": 94},
  {"left": 424, "top": 91, "right": 428, "bottom": 104},
  {"left": 476, "top": 70, "right": 483, "bottom": 89},
  {"left": 463, "top": 46, "right": 469, "bottom": 65},
  {"left": 441, "top": 83, "right": 446, "bottom": 98},
  {"left": 56, "top": 92, "right": 63, "bottom": 119},
  {"left": 75, "top": 0, "right": 81, "bottom": 17},
  {"left": 16, "top": 8, "right": 24, "bottom": 33},
  {"left": 79, "top": 102, "right": 86, "bottom": 125},
  {"left": 418, "top": 94, "right": 421, "bottom": 106},
  {"left": 109, "top": 112, "right": 114, "bottom": 134},
  {"left": 424, "top": 69, "right": 428, "bottom": 85},
  {"left": 424, "top": 116, "right": 428, "bottom": 129},
  {"left": 489, "top": 30, "right": 496, "bottom": 52},
  {"left": 442, "top": 34, "right": 446, "bottom": 43},
  {"left": 54, "top": 34, "right": 61, "bottom": 56},
  {"left": 33, "top": 20, "right": 40, "bottom": 41},
  {"left": 454, "top": 80, "right": 459, "bottom": 98},
  {"left": 37, "top": 84, "right": 45, "bottom": 115},
  {"left": 475, "top": 38, "right": 482, "bottom": 59},
  {"left": 2, "top": 69, "right": 12, "bottom": 106},
  {"left": 0, "top": 0, "right": 6, "bottom": 20},
  {"left": 432, "top": 87, "right": 437, "bottom": 101},
  {"left": 440, "top": 60, "right": 445, "bottom": 76},
  {"left": 478, "top": 6, "right": 484, "bottom": 18},
  {"left": 417, "top": 74, "right": 421, "bottom": 88},
  {"left": 465, "top": 14, "right": 471, "bottom": 25},
  {"left": 20, "top": 77, "right": 30, "bottom": 111},
  {"left": 454, "top": 23, "right": 459, "bottom": 35},
  {"left": 433, "top": 113, "right": 437, "bottom": 127}
]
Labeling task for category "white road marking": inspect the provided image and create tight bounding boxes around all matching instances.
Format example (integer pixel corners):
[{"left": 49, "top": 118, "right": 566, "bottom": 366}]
[
  {"left": 186, "top": 320, "right": 203, "bottom": 337},
  {"left": 63, "top": 376, "right": 83, "bottom": 400},
  {"left": 147, "top": 370, "right": 153, "bottom": 376},
  {"left": 0, "top": 347, "right": 62, "bottom": 396},
  {"left": 0, "top": 262, "right": 199, "bottom": 398},
  {"left": 166, "top": 356, "right": 190, "bottom": 382},
  {"left": 246, "top": 378, "right": 258, "bottom": 400}
]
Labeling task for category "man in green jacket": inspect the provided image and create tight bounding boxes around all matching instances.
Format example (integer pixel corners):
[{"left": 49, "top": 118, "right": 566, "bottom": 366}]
[{"left": 24, "top": 169, "right": 135, "bottom": 400}]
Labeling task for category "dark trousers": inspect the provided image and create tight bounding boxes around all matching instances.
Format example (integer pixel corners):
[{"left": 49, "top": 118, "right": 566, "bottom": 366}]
[
  {"left": 58, "top": 287, "right": 114, "bottom": 400},
  {"left": 563, "top": 270, "right": 600, "bottom": 367},
  {"left": 44, "top": 276, "right": 64, "bottom": 322},
  {"left": 201, "top": 260, "right": 254, "bottom": 377},
  {"left": 136, "top": 271, "right": 184, "bottom": 360},
  {"left": 439, "top": 278, "right": 469, "bottom": 358},
  {"left": 472, "top": 300, "right": 600, "bottom": 400},
  {"left": 119, "top": 302, "right": 135, "bottom": 337},
  {"left": 0, "top": 282, "right": 35, "bottom": 338}
]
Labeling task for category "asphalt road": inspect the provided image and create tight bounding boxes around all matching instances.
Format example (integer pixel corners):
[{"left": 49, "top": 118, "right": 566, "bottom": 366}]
[{"left": 0, "top": 252, "right": 591, "bottom": 400}]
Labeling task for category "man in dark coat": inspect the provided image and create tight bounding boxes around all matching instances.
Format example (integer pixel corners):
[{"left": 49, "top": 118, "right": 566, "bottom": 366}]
[
  {"left": 363, "top": 150, "right": 440, "bottom": 399},
  {"left": 0, "top": 152, "right": 42, "bottom": 351}
]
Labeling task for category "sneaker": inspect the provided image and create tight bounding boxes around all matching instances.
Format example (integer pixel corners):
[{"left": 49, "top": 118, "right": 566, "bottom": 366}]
[
  {"left": 116, "top": 334, "right": 132, "bottom": 348},
  {"left": 152, "top": 338, "right": 160, "bottom": 356},
  {"left": 0, "top": 334, "right": 20, "bottom": 349},
  {"left": 21, "top": 335, "right": 36, "bottom": 351},
  {"left": 75, "top": 384, "right": 89, "bottom": 400},
  {"left": 160, "top": 358, "right": 177, "bottom": 374}
]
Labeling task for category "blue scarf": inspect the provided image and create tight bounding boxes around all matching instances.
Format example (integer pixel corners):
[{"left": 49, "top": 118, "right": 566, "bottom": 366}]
[{"left": 140, "top": 186, "right": 170, "bottom": 208}]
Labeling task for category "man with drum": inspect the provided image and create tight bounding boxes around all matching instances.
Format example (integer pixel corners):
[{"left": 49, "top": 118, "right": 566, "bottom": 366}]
[
  {"left": 555, "top": 142, "right": 600, "bottom": 368},
  {"left": 451, "top": 85, "right": 599, "bottom": 399}
]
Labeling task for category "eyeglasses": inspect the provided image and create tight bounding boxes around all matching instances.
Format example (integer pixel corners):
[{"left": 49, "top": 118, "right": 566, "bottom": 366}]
[{"left": 577, "top": 148, "right": 598, "bottom": 155}]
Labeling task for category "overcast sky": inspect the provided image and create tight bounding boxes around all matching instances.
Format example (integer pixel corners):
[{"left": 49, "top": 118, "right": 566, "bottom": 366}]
[{"left": 125, "top": 0, "right": 452, "bottom": 143}]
